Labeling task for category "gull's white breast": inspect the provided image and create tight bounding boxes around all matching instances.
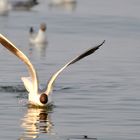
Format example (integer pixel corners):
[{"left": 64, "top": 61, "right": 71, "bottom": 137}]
[
  {"left": 30, "top": 30, "right": 47, "bottom": 45},
  {"left": 28, "top": 92, "right": 52, "bottom": 106}
]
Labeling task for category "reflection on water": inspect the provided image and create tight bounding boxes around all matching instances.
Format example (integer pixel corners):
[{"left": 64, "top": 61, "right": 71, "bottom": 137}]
[
  {"left": 20, "top": 106, "right": 53, "bottom": 140},
  {"left": 48, "top": 2, "right": 77, "bottom": 12},
  {"left": 0, "top": 85, "right": 25, "bottom": 92},
  {"left": 29, "top": 43, "right": 48, "bottom": 58}
]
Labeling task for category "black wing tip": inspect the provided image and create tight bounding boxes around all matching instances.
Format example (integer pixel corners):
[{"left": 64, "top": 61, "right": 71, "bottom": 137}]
[
  {"left": 93, "top": 40, "right": 105, "bottom": 51},
  {"left": 97, "top": 40, "right": 105, "bottom": 48},
  {"left": 102, "top": 40, "right": 105, "bottom": 44}
]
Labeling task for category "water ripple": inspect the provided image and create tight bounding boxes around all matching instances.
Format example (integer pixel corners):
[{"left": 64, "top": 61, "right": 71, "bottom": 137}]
[{"left": 0, "top": 85, "right": 26, "bottom": 92}]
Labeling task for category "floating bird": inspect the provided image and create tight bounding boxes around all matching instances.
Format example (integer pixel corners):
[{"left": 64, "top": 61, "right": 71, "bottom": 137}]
[
  {"left": 29, "top": 23, "right": 47, "bottom": 45},
  {"left": 0, "top": 0, "right": 11, "bottom": 16},
  {"left": 11, "top": 0, "right": 39, "bottom": 11},
  {"left": 49, "top": 0, "right": 77, "bottom": 12},
  {"left": 0, "top": 34, "right": 105, "bottom": 107},
  {"left": 0, "top": 0, "right": 38, "bottom": 15}
]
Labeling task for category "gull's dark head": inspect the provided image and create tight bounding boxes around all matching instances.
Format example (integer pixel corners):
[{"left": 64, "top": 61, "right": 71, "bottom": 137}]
[
  {"left": 40, "top": 93, "right": 48, "bottom": 104},
  {"left": 40, "top": 23, "right": 47, "bottom": 32}
]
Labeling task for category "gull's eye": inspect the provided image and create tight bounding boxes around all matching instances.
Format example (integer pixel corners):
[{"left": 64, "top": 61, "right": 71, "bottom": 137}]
[{"left": 40, "top": 93, "right": 48, "bottom": 104}]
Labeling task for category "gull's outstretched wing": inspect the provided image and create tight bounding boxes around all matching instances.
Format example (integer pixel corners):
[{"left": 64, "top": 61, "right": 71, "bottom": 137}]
[
  {"left": 45, "top": 40, "right": 105, "bottom": 95},
  {"left": 0, "top": 34, "right": 38, "bottom": 94}
]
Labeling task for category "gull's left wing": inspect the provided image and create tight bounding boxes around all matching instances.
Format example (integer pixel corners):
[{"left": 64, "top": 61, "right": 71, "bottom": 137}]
[
  {"left": 45, "top": 40, "right": 105, "bottom": 95},
  {"left": 0, "top": 34, "right": 39, "bottom": 94}
]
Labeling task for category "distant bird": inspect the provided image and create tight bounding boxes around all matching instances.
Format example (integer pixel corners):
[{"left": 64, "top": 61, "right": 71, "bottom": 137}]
[
  {"left": 0, "top": 0, "right": 38, "bottom": 16},
  {"left": 29, "top": 23, "right": 47, "bottom": 45},
  {"left": 0, "top": 34, "right": 105, "bottom": 107},
  {"left": 11, "top": 0, "right": 39, "bottom": 11},
  {"left": 49, "top": 0, "right": 77, "bottom": 11},
  {"left": 0, "top": 0, "right": 11, "bottom": 16}
]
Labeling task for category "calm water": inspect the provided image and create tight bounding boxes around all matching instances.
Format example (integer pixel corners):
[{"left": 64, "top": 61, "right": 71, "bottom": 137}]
[{"left": 0, "top": 0, "right": 140, "bottom": 140}]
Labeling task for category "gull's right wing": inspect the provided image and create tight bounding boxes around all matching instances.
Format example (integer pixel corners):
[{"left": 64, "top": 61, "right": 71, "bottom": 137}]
[
  {"left": 0, "top": 34, "right": 38, "bottom": 94},
  {"left": 45, "top": 40, "right": 105, "bottom": 95}
]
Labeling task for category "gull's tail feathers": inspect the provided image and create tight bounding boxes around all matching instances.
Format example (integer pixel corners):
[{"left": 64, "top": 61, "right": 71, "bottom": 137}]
[
  {"left": 45, "top": 40, "right": 105, "bottom": 95},
  {"left": 0, "top": 34, "right": 39, "bottom": 94}
]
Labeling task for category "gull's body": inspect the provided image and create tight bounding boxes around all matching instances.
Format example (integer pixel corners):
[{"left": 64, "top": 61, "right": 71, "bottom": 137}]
[
  {"left": 11, "top": 0, "right": 38, "bottom": 11},
  {"left": 0, "top": 0, "right": 38, "bottom": 16},
  {"left": 0, "top": 34, "right": 105, "bottom": 107},
  {"left": 49, "top": 0, "right": 77, "bottom": 11}
]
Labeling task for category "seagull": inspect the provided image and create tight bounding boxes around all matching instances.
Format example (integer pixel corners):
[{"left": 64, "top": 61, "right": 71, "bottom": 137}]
[
  {"left": 49, "top": 0, "right": 77, "bottom": 11},
  {"left": 29, "top": 23, "right": 47, "bottom": 45},
  {"left": 11, "top": 0, "right": 39, "bottom": 11},
  {"left": 0, "top": 0, "right": 38, "bottom": 16},
  {"left": 0, "top": 34, "right": 105, "bottom": 107}
]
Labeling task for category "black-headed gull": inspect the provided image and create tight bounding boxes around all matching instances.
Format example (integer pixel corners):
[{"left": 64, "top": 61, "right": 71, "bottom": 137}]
[
  {"left": 29, "top": 23, "right": 47, "bottom": 45},
  {"left": 12, "top": 0, "right": 38, "bottom": 11},
  {"left": 0, "top": 34, "right": 105, "bottom": 107},
  {"left": 49, "top": 0, "right": 77, "bottom": 11},
  {"left": 0, "top": 0, "right": 38, "bottom": 16}
]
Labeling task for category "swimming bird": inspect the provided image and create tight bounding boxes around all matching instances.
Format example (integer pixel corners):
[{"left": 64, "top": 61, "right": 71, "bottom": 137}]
[
  {"left": 0, "top": 0, "right": 38, "bottom": 15},
  {"left": 49, "top": 0, "right": 77, "bottom": 11},
  {"left": 11, "top": 0, "right": 39, "bottom": 11},
  {"left": 0, "top": 34, "right": 105, "bottom": 107},
  {"left": 0, "top": 0, "right": 11, "bottom": 16},
  {"left": 29, "top": 23, "right": 47, "bottom": 45}
]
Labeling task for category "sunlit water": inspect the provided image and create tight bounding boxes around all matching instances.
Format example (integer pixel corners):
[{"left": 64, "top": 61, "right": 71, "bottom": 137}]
[{"left": 0, "top": 0, "right": 140, "bottom": 140}]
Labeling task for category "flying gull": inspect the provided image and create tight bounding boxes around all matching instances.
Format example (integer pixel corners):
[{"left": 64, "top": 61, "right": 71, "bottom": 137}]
[{"left": 0, "top": 34, "right": 105, "bottom": 106}]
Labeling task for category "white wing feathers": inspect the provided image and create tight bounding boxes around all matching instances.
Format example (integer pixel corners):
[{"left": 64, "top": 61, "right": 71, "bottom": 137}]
[
  {"left": 0, "top": 34, "right": 38, "bottom": 94},
  {"left": 45, "top": 40, "right": 105, "bottom": 95},
  {"left": 21, "top": 77, "right": 34, "bottom": 93}
]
